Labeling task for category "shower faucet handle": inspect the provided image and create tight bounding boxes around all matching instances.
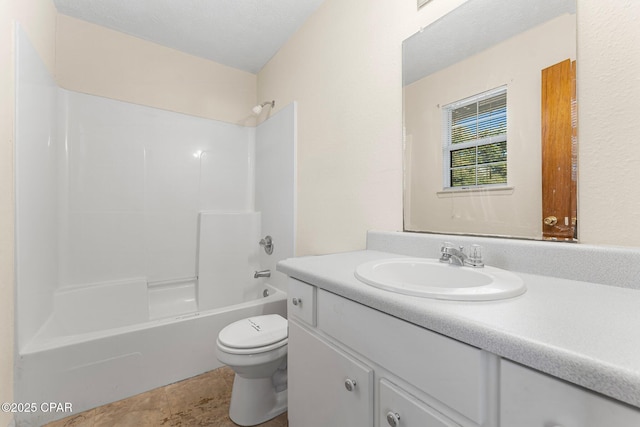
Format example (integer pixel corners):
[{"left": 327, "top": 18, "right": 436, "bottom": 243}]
[{"left": 259, "top": 235, "right": 274, "bottom": 255}]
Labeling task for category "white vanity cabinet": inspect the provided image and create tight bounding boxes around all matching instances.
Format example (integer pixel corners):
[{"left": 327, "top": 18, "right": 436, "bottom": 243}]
[
  {"left": 286, "top": 277, "right": 494, "bottom": 427},
  {"left": 500, "top": 359, "right": 640, "bottom": 427},
  {"left": 286, "top": 277, "right": 640, "bottom": 427}
]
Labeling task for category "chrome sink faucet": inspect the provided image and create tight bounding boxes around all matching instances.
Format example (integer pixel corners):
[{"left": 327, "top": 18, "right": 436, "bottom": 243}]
[
  {"left": 439, "top": 242, "right": 467, "bottom": 266},
  {"left": 439, "top": 242, "right": 484, "bottom": 268}
]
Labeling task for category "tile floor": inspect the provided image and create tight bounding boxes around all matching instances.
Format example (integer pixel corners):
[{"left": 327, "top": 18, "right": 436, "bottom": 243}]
[{"left": 44, "top": 367, "right": 288, "bottom": 427}]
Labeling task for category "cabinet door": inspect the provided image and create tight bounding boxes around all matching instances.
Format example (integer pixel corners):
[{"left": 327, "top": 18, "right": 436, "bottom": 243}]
[
  {"left": 318, "top": 288, "right": 489, "bottom": 424},
  {"left": 500, "top": 359, "right": 640, "bottom": 427},
  {"left": 288, "top": 320, "right": 373, "bottom": 427},
  {"left": 379, "top": 379, "right": 461, "bottom": 427}
]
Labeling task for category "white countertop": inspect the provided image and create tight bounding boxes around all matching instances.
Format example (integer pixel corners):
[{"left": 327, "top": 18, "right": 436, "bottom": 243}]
[{"left": 277, "top": 249, "right": 640, "bottom": 409}]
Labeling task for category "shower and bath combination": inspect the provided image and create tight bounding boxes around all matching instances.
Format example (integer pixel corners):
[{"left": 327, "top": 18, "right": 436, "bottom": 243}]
[
  {"left": 15, "top": 30, "right": 295, "bottom": 422},
  {"left": 252, "top": 100, "right": 275, "bottom": 115}
]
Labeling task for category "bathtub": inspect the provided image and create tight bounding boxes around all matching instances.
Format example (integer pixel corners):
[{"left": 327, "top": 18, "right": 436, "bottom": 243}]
[{"left": 15, "top": 281, "right": 287, "bottom": 427}]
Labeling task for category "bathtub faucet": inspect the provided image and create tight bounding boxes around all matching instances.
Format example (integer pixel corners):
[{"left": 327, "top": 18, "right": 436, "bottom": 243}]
[{"left": 254, "top": 269, "right": 271, "bottom": 278}]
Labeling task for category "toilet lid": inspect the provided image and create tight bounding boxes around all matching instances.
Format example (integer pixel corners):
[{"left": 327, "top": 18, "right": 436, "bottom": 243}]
[{"left": 218, "top": 314, "right": 287, "bottom": 349}]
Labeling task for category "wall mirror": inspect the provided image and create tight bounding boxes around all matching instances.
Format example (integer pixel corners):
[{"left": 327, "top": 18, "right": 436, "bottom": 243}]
[{"left": 403, "top": 0, "right": 577, "bottom": 241}]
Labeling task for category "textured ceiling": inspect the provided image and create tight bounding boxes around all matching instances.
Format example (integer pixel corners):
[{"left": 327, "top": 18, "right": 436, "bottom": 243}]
[
  {"left": 53, "top": 0, "right": 325, "bottom": 74},
  {"left": 403, "top": 0, "right": 577, "bottom": 85}
]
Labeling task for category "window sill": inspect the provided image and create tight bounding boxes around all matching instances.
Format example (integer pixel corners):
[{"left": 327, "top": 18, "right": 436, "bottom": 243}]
[{"left": 437, "top": 186, "right": 515, "bottom": 198}]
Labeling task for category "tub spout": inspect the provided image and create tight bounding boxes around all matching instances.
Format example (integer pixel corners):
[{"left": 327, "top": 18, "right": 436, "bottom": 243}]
[{"left": 254, "top": 269, "right": 271, "bottom": 278}]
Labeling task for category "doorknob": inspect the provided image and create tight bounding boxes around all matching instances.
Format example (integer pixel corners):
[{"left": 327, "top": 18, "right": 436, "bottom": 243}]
[{"left": 544, "top": 216, "right": 558, "bottom": 226}]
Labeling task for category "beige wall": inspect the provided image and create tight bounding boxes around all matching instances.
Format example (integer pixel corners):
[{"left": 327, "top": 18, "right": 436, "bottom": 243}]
[
  {"left": 404, "top": 15, "right": 576, "bottom": 239},
  {"left": 0, "top": 1, "right": 57, "bottom": 423},
  {"left": 258, "top": 0, "right": 467, "bottom": 255},
  {"left": 260, "top": 0, "right": 640, "bottom": 253},
  {"left": 578, "top": 0, "right": 640, "bottom": 246},
  {"left": 56, "top": 14, "right": 257, "bottom": 125}
]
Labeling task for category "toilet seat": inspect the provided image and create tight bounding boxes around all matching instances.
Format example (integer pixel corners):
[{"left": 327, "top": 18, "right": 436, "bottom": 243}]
[
  {"left": 217, "top": 314, "right": 288, "bottom": 355},
  {"left": 217, "top": 337, "right": 288, "bottom": 355}
]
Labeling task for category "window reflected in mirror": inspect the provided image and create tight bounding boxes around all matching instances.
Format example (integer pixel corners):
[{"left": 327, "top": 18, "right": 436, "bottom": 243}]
[
  {"left": 403, "top": 0, "right": 577, "bottom": 241},
  {"left": 443, "top": 87, "right": 507, "bottom": 189}
]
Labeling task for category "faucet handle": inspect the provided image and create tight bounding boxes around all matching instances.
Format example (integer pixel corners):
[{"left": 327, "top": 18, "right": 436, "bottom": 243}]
[
  {"left": 441, "top": 241, "right": 454, "bottom": 250},
  {"left": 441, "top": 241, "right": 465, "bottom": 252},
  {"left": 439, "top": 242, "right": 453, "bottom": 263},
  {"left": 465, "top": 244, "right": 484, "bottom": 267},
  {"left": 259, "top": 235, "right": 274, "bottom": 255}
]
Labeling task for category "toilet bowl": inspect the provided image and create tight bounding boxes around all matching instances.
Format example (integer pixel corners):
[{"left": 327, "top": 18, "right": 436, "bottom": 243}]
[{"left": 216, "top": 314, "right": 288, "bottom": 426}]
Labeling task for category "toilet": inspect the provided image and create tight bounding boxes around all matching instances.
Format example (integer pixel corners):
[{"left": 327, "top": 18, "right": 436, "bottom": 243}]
[{"left": 216, "top": 314, "right": 288, "bottom": 426}]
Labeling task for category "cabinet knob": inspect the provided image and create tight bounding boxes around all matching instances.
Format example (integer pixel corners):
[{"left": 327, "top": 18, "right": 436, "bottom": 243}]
[
  {"left": 386, "top": 411, "right": 401, "bottom": 427},
  {"left": 292, "top": 297, "right": 301, "bottom": 306},
  {"left": 344, "top": 378, "right": 357, "bottom": 391}
]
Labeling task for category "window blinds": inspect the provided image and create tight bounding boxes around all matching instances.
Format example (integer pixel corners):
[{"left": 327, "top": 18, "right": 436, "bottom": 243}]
[{"left": 442, "top": 86, "right": 507, "bottom": 188}]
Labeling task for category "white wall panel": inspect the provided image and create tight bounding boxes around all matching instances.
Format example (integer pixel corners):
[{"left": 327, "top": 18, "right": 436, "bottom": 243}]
[
  {"left": 197, "top": 212, "right": 261, "bottom": 311},
  {"left": 198, "top": 141, "right": 254, "bottom": 212},
  {"left": 65, "top": 212, "right": 146, "bottom": 285},
  {"left": 60, "top": 91, "right": 255, "bottom": 287},
  {"left": 15, "top": 26, "right": 59, "bottom": 349},
  {"left": 255, "top": 103, "right": 296, "bottom": 291}
]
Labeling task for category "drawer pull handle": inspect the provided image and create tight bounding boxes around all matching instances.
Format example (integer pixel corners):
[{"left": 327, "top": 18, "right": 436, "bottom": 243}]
[
  {"left": 386, "top": 411, "right": 401, "bottom": 427},
  {"left": 344, "top": 378, "right": 357, "bottom": 391},
  {"left": 292, "top": 297, "right": 302, "bottom": 306}
]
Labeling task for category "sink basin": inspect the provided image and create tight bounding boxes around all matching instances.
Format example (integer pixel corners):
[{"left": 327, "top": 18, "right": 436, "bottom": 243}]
[{"left": 354, "top": 258, "right": 526, "bottom": 301}]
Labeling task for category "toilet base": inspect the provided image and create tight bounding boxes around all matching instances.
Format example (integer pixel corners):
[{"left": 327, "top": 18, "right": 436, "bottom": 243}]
[{"left": 229, "top": 374, "right": 287, "bottom": 426}]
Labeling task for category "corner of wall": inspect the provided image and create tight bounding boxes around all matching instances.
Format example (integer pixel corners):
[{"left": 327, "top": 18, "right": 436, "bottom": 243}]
[{"left": 1, "top": 1, "right": 57, "bottom": 425}]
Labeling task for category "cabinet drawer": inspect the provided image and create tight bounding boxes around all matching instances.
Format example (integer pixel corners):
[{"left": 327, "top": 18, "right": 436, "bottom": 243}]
[
  {"left": 500, "top": 359, "right": 640, "bottom": 426},
  {"left": 287, "top": 278, "right": 316, "bottom": 326},
  {"left": 379, "top": 379, "right": 460, "bottom": 427},
  {"left": 317, "top": 289, "right": 488, "bottom": 424}
]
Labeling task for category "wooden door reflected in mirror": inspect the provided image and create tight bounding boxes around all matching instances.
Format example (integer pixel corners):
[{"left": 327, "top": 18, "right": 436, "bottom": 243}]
[{"left": 541, "top": 59, "right": 577, "bottom": 240}]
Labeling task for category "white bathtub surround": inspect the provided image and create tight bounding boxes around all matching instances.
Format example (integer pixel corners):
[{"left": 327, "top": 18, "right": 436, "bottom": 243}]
[
  {"left": 277, "top": 230, "right": 640, "bottom": 411},
  {"left": 15, "top": 31, "right": 296, "bottom": 426},
  {"left": 198, "top": 212, "right": 262, "bottom": 311},
  {"left": 148, "top": 277, "right": 198, "bottom": 320},
  {"left": 15, "top": 25, "right": 60, "bottom": 351},
  {"left": 16, "top": 83, "right": 258, "bottom": 353},
  {"left": 255, "top": 103, "right": 297, "bottom": 291},
  {"left": 59, "top": 90, "right": 255, "bottom": 289},
  {"left": 40, "top": 278, "right": 149, "bottom": 345}
]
